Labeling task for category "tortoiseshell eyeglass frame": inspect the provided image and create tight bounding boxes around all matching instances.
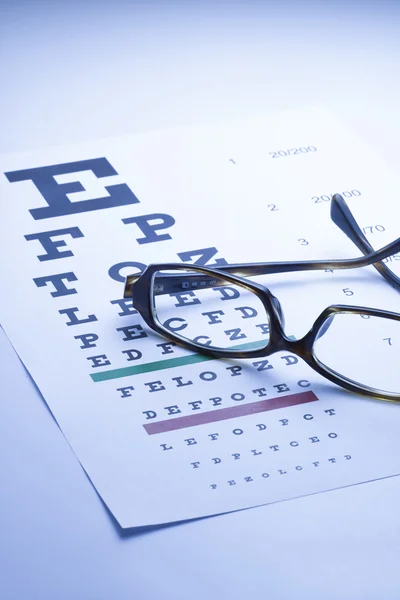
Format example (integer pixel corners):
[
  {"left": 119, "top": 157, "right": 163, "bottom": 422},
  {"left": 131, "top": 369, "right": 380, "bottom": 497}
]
[{"left": 124, "top": 194, "right": 400, "bottom": 403}]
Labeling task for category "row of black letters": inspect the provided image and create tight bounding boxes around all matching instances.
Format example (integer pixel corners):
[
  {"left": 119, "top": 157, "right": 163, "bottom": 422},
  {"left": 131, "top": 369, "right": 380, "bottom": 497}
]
[
  {"left": 142, "top": 379, "right": 312, "bottom": 421},
  {"left": 189, "top": 431, "right": 339, "bottom": 468},
  {"left": 117, "top": 354, "right": 307, "bottom": 401},
  {"left": 159, "top": 409, "right": 336, "bottom": 450},
  {"left": 209, "top": 454, "right": 352, "bottom": 489}
]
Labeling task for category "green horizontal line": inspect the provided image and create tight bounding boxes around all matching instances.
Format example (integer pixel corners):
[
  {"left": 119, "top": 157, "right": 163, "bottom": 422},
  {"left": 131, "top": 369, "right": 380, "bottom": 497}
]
[{"left": 90, "top": 340, "right": 266, "bottom": 382}]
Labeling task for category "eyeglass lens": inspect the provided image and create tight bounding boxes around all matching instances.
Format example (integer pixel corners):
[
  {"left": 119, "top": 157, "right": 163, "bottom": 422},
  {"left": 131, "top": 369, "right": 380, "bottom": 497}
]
[
  {"left": 152, "top": 269, "right": 271, "bottom": 352},
  {"left": 313, "top": 313, "right": 400, "bottom": 394}
]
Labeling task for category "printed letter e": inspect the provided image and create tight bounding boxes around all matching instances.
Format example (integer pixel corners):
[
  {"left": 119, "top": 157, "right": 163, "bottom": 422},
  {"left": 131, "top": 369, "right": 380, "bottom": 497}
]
[{"left": 5, "top": 157, "right": 139, "bottom": 220}]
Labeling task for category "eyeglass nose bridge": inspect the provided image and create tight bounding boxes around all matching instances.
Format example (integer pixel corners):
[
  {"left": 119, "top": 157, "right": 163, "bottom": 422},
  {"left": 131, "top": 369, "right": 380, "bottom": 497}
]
[
  {"left": 270, "top": 294, "right": 285, "bottom": 329},
  {"left": 267, "top": 292, "right": 310, "bottom": 353}
]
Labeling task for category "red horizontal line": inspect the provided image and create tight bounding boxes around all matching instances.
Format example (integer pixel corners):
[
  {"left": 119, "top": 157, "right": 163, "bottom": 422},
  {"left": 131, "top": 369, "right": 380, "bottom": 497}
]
[{"left": 143, "top": 391, "right": 318, "bottom": 435}]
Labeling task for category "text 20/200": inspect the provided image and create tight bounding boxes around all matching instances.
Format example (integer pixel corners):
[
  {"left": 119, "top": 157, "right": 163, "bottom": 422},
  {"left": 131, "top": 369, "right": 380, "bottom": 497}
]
[{"left": 269, "top": 146, "right": 317, "bottom": 158}]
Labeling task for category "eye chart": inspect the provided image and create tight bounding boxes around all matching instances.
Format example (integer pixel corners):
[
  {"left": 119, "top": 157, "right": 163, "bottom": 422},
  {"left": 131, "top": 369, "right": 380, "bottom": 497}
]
[{"left": 1, "top": 108, "right": 400, "bottom": 528}]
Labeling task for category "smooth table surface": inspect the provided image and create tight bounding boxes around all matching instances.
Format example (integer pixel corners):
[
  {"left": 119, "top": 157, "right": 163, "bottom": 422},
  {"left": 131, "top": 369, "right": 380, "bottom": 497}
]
[{"left": 1, "top": 2, "right": 400, "bottom": 598}]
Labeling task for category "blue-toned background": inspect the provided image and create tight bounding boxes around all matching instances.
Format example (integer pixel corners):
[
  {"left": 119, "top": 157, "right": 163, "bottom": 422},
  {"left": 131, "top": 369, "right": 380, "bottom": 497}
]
[{"left": 1, "top": 1, "right": 400, "bottom": 598}]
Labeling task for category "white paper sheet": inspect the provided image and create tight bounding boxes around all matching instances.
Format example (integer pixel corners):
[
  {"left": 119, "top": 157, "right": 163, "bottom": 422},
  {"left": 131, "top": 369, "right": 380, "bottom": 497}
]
[{"left": 1, "top": 108, "right": 400, "bottom": 528}]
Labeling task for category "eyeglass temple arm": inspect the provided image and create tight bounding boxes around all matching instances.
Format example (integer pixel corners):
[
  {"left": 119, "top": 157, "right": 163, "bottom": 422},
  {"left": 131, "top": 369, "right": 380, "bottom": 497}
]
[
  {"left": 330, "top": 193, "right": 400, "bottom": 290},
  {"left": 124, "top": 235, "right": 400, "bottom": 297}
]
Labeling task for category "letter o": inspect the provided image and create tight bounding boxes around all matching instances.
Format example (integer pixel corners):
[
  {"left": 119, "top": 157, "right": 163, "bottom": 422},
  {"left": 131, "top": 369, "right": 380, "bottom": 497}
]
[
  {"left": 108, "top": 261, "right": 146, "bottom": 283},
  {"left": 233, "top": 428, "right": 243, "bottom": 435},
  {"left": 200, "top": 371, "right": 217, "bottom": 381},
  {"left": 231, "top": 393, "right": 245, "bottom": 402}
]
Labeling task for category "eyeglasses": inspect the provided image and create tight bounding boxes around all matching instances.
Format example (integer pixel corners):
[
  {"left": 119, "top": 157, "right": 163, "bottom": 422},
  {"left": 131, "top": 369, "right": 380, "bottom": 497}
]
[{"left": 123, "top": 194, "right": 400, "bottom": 403}]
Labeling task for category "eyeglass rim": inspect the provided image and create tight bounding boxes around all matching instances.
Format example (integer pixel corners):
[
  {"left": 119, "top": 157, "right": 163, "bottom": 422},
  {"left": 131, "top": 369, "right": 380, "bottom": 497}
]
[
  {"left": 131, "top": 262, "right": 278, "bottom": 357},
  {"left": 304, "top": 305, "right": 400, "bottom": 403},
  {"left": 128, "top": 262, "right": 400, "bottom": 402}
]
